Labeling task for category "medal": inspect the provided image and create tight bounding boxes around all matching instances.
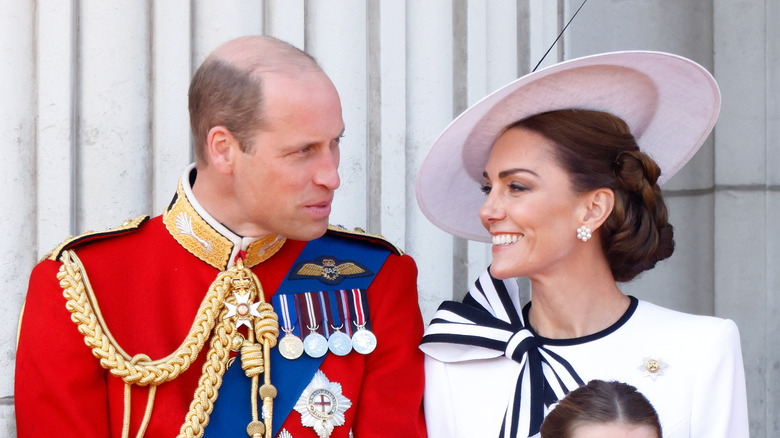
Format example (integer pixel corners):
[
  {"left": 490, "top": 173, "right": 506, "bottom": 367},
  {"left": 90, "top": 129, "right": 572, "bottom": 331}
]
[
  {"left": 352, "top": 326, "right": 377, "bottom": 354},
  {"left": 303, "top": 331, "right": 328, "bottom": 358},
  {"left": 349, "top": 289, "right": 377, "bottom": 354},
  {"left": 274, "top": 294, "right": 304, "bottom": 360},
  {"left": 326, "top": 291, "right": 352, "bottom": 356},
  {"left": 301, "top": 292, "right": 328, "bottom": 358},
  {"left": 328, "top": 329, "right": 352, "bottom": 356},
  {"left": 279, "top": 329, "right": 304, "bottom": 360}
]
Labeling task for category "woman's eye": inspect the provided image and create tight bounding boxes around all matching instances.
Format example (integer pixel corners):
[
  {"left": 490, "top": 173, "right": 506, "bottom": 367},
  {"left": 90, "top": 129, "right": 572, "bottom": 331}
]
[
  {"left": 508, "top": 183, "right": 528, "bottom": 192},
  {"left": 480, "top": 185, "right": 492, "bottom": 195}
]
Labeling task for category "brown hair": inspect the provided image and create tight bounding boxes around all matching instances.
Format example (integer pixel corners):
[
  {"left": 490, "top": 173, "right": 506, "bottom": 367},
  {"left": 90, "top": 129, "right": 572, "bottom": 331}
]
[
  {"left": 511, "top": 109, "right": 674, "bottom": 282},
  {"left": 188, "top": 36, "right": 320, "bottom": 163},
  {"left": 540, "top": 380, "right": 662, "bottom": 438}
]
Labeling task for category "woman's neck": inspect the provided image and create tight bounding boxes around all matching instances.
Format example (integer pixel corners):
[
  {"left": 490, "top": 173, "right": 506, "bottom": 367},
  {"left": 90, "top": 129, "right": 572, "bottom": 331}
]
[{"left": 526, "top": 265, "right": 629, "bottom": 339}]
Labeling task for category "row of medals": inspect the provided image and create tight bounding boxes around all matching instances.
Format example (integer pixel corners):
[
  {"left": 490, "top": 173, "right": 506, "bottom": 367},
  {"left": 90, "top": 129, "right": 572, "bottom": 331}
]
[{"left": 278, "top": 324, "right": 376, "bottom": 360}]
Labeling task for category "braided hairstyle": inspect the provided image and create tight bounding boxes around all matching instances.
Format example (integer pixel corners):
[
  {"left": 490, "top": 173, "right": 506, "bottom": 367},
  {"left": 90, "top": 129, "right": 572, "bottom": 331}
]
[{"left": 511, "top": 109, "right": 674, "bottom": 282}]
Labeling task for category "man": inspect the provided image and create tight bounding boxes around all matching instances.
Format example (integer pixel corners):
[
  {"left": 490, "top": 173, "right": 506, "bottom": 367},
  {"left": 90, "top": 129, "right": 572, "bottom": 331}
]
[{"left": 15, "top": 36, "right": 426, "bottom": 438}]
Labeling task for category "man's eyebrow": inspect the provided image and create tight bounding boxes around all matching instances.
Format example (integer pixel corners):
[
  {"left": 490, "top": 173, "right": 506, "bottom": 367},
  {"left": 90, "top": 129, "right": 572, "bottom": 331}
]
[{"left": 482, "top": 168, "right": 539, "bottom": 179}]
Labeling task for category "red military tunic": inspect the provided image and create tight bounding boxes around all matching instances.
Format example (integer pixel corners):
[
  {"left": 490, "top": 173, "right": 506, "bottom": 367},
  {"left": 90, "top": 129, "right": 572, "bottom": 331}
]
[{"left": 15, "top": 170, "right": 426, "bottom": 438}]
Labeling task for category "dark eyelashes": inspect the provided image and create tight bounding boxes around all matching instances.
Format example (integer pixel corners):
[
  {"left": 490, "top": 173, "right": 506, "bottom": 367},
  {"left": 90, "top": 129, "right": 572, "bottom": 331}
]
[{"left": 480, "top": 183, "right": 529, "bottom": 195}]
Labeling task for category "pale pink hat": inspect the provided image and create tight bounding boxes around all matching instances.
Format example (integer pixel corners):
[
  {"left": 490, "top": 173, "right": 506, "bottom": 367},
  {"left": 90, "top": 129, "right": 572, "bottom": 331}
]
[{"left": 415, "top": 50, "right": 720, "bottom": 242}]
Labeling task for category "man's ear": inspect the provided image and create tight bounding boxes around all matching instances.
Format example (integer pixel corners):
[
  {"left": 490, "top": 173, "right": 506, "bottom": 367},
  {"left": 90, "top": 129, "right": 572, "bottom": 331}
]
[
  {"left": 204, "top": 126, "right": 239, "bottom": 174},
  {"left": 581, "top": 188, "right": 615, "bottom": 230}
]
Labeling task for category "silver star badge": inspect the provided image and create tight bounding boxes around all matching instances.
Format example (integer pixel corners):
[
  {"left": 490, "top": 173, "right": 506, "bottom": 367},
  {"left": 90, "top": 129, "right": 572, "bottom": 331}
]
[
  {"left": 294, "top": 370, "right": 352, "bottom": 437},
  {"left": 224, "top": 291, "right": 262, "bottom": 329}
]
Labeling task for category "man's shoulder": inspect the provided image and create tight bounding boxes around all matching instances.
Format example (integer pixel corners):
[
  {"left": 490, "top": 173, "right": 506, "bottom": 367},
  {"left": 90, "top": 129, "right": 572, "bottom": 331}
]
[
  {"left": 42, "top": 215, "right": 152, "bottom": 262},
  {"left": 323, "top": 225, "right": 403, "bottom": 256}
]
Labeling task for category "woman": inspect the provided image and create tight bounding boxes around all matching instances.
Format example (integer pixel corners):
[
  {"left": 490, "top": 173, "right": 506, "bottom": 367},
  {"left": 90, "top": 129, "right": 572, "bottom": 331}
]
[
  {"left": 417, "top": 51, "right": 748, "bottom": 438},
  {"left": 540, "top": 380, "right": 662, "bottom": 438}
]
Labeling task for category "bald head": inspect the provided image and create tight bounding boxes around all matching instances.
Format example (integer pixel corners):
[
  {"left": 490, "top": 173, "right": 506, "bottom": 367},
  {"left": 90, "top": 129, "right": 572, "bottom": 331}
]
[
  {"left": 207, "top": 36, "right": 319, "bottom": 74},
  {"left": 188, "top": 36, "right": 323, "bottom": 164}
]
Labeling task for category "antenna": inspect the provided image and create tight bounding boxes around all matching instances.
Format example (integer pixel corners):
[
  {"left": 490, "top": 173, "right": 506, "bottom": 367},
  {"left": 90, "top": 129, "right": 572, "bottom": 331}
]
[{"left": 531, "top": 0, "right": 589, "bottom": 72}]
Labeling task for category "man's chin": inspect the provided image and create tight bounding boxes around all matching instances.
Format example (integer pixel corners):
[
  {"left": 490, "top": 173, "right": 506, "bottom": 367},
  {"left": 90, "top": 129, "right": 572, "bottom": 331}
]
[{"left": 283, "top": 221, "right": 329, "bottom": 242}]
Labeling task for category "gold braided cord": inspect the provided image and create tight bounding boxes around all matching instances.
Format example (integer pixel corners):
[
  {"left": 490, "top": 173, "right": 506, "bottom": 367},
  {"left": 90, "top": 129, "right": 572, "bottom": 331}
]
[
  {"left": 242, "top": 263, "right": 280, "bottom": 438},
  {"left": 176, "top": 309, "right": 235, "bottom": 438},
  {"left": 122, "top": 384, "right": 132, "bottom": 438},
  {"left": 58, "top": 250, "right": 279, "bottom": 438},
  {"left": 241, "top": 341, "right": 265, "bottom": 376},
  {"left": 177, "top": 258, "right": 278, "bottom": 438},
  {"left": 120, "top": 383, "right": 157, "bottom": 438},
  {"left": 137, "top": 386, "right": 157, "bottom": 437},
  {"left": 57, "top": 250, "right": 231, "bottom": 386},
  {"left": 253, "top": 302, "right": 279, "bottom": 349}
]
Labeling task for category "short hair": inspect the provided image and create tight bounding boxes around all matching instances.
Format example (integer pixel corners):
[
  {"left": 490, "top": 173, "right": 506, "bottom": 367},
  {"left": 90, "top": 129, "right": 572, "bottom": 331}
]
[
  {"left": 540, "top": 380, "right": 662, "bottom": 438},
  {"left": 511, "top": 109, "right": 674, "bottom": 282},
  {"left": 188, "top": 36, "right": 320, "bottom": 163}
]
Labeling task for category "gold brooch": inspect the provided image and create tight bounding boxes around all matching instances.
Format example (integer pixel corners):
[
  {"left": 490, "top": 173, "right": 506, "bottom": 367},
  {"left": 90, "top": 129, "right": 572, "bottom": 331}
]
[{"left": 638, "top": 356, "right": 668, "bottom": 381}]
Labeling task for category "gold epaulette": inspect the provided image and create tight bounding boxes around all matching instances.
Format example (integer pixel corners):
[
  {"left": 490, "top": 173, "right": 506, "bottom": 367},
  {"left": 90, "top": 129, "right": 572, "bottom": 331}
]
[
  {"left": 326, "top": 224, "right": 404, "bottom": 256},
  {"left": 42, "top": 215, "right": 150, "bottom": 262}
]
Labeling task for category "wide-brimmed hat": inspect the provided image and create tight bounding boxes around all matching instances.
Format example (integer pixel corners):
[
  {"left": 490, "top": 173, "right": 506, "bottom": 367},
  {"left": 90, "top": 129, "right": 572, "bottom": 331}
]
[{"left": 415, "top": 50, "right": 720, "bottom": 242}]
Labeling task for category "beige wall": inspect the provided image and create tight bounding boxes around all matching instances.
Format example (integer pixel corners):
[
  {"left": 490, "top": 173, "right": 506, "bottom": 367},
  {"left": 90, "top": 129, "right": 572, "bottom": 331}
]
[{"left": 1, "top": 0, "right": 776, "bottom": 435}]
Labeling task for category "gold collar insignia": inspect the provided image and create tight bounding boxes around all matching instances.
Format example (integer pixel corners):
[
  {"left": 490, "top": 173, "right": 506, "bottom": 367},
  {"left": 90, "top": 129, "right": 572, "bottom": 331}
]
[{"left": 163, "top": 174, "right": 285, "bottom": 270}]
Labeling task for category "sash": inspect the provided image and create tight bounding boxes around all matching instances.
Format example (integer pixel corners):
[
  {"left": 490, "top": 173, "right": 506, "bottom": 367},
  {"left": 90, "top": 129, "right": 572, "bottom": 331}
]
[{"left": 205, "top": 232, "right": 391, "bottom": 437}]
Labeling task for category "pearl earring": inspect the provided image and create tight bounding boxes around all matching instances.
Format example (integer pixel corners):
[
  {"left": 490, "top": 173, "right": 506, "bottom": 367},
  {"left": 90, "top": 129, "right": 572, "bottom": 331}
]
[{"left": 576, "top": 225, "right": 592, "bottom": 242}]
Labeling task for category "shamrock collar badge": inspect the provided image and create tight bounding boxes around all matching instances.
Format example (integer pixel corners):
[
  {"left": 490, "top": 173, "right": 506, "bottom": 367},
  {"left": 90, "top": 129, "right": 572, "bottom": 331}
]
[{"left": 638, "top": 355, "right": 668, "bottom": 381}]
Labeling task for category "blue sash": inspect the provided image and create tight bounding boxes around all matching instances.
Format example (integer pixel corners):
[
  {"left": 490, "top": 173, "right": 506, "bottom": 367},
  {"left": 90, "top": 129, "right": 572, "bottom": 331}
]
[{"left": 204, "top": 232, "right": 391, "bottom": 437}]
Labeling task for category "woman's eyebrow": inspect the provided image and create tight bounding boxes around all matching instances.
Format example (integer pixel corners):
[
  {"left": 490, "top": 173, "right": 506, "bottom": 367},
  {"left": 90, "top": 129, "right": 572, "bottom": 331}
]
[{"left": 483, "top": 168, "right": 539, "bottom": 179}]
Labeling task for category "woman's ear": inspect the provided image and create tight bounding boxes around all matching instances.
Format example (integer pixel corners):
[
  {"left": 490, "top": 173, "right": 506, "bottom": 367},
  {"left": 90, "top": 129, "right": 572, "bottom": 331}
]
[
  {"left": 582, "top": 188, "right": 615, "bottom": 229},
  {"left": 204, "top": 126, "right": 239, "bottom": 174}
]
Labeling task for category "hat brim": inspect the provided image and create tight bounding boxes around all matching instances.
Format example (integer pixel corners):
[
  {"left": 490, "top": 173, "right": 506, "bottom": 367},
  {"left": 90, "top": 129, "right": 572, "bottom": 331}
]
[{"left": 415, "top": 51, "right": 720, "bottom": 243}]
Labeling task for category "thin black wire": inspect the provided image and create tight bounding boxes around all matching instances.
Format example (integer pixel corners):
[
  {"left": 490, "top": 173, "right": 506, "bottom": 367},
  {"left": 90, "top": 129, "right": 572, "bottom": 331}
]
[{"left": 531, "top": 0, "right": 589, "bottom": 72}]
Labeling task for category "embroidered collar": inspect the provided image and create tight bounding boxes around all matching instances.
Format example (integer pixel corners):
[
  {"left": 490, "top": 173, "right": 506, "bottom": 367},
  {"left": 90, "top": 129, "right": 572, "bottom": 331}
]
[
  {"left": 162, "top": 164, "right": 286, "bottom": 270},
  {"left": 420, "top": 268, "right": 637, "bottom": 438}
]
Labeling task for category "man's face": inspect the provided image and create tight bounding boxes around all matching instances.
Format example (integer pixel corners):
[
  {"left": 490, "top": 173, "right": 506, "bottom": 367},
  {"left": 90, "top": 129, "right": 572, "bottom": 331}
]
[{"left": 231, "top": 71, "right": 344, "bottom": 241}]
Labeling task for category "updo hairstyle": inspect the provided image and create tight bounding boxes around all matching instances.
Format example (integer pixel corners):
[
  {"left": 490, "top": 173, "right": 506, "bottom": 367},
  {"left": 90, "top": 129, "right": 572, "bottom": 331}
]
[
  {"left": 510, "top": 109, "right": 674, "bottom": 282},
  {"left": 540, "top": 380, "right": 662, "bottom": 438}
]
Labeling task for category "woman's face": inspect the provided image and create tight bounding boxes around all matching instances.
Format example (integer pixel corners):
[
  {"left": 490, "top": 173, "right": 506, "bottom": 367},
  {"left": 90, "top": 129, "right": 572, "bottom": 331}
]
[
  {"left": 479, "top": 127, "right": 589, "bottom": 280},
  {"left": 571, "top": 422, "right": 659, "bottom": 438}
]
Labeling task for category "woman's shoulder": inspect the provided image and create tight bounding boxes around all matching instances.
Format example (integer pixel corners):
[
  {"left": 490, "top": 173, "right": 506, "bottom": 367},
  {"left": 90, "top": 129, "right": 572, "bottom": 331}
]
[{"left": 631, "top": 299, "right": 740, "bottom": 340}]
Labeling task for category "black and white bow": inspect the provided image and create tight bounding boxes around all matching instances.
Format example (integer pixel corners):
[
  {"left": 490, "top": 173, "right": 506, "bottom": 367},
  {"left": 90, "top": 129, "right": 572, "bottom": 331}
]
[{"left": 420, "top": 269, "right": 584, "bottom": 437}]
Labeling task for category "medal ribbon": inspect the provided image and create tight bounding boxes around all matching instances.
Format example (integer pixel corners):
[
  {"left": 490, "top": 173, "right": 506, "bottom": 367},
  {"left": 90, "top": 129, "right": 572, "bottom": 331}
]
[
  {"left": 326, "top": 291, "right": 343, "bottom": 331},
  {"left": 350, "top": 288, "right": 370, "bottom": 330},
  {"left": 301, "top": 292, "right": 323, "bottom": 335},
  {"left": 320, "top": 291, "right": 341, "bottom": 333},
  {"left": 317, "top": 291, "right": 331, "bottom": 338},
  {"left": 338, "top": 290, "right": 353, "bottom": 336},
  {"left": 273, "top": 294, "right": 299, "bottom": 337}
]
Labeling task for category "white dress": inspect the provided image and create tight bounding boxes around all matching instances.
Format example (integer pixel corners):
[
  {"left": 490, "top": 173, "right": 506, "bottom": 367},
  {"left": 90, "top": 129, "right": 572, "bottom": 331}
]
[{"left": 420, "top": 269, "right": 749, "bottom": 438}]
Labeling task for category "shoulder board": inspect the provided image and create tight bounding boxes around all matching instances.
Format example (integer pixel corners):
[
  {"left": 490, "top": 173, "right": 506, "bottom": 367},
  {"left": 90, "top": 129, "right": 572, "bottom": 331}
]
[
  {"left": 43, "top": 215, "right": 150, "bottom": 262},
  {"left": 326, "top": 225, "right": 403, "bottom": 256}
]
